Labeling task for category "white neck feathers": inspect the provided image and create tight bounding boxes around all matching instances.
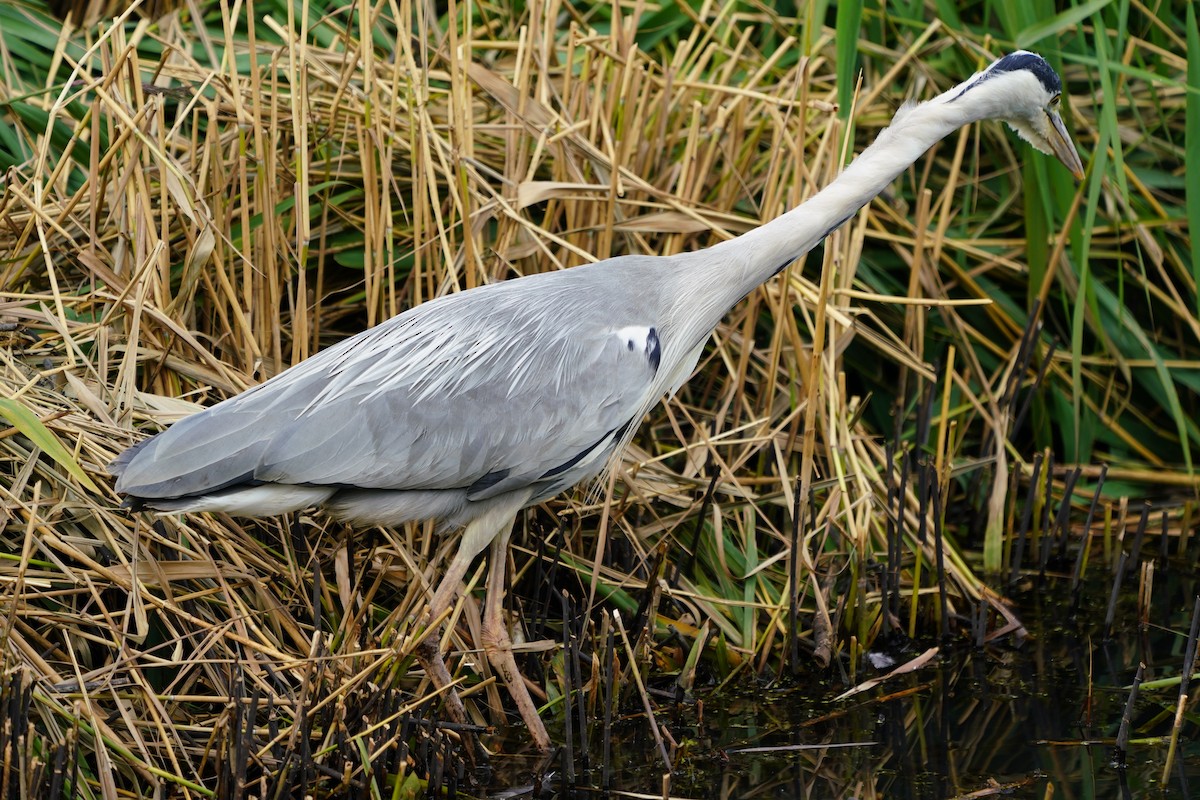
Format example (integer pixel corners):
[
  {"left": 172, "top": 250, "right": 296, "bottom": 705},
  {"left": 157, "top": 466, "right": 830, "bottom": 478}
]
[{"left": 667, "top": 82, "right": 985, "bottom": 344}]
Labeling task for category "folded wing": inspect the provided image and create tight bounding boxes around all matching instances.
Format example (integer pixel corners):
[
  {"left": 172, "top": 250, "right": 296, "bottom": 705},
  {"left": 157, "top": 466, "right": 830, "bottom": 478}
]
[{"left": 112, "top": 265, "right": 668, "bottom": 506}]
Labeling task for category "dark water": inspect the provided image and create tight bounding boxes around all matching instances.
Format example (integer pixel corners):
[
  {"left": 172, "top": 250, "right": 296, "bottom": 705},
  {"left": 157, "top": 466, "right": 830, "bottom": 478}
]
[{"left": 487, "top": 568, "right": 1200, "bottom": 799}]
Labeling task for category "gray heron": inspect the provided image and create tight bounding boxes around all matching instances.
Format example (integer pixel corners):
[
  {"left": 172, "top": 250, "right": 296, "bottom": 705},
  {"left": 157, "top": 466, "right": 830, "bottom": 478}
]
[{"left": 111, "top": 51, "right": 1085, "bottom": 751}]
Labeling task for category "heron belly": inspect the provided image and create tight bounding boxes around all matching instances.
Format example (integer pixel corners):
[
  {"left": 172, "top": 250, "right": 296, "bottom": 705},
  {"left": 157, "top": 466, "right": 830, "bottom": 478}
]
[{"left": 140, "top": 484, "right": 336, "bottom": 515}]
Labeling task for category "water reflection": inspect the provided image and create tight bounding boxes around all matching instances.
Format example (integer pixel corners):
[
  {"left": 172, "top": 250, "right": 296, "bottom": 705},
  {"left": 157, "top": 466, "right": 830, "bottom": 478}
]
[{"left": 490, "top": 572, "right": 1200, "bottom": 799}]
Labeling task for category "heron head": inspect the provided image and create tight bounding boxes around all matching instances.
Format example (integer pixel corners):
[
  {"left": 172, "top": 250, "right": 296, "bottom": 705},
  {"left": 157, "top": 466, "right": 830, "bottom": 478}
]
[{"left": 952, "top": 51, "right": 1086, "bottom": 180}]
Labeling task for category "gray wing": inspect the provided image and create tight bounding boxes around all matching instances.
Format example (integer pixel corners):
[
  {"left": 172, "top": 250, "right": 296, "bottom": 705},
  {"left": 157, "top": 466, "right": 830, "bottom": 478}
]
[{"left": 112, "top": 263, "right": 668, "bottom": 503}]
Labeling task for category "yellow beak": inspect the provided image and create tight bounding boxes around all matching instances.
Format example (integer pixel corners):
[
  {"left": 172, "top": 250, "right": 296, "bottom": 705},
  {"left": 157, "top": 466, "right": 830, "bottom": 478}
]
[{"left": 1046, "top": 109, "right": 1085, "bottom": 180}]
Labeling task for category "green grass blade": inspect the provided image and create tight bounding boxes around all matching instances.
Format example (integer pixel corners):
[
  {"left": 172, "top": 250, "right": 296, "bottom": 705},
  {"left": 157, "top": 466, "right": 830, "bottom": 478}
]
[
  {"left": 1188, "top": 3, "right": 1200, "bottom": 319},
  {"left": 0, "top": 397, "right": 101, "bottom": 493},
  {"left": 1091, "top": 9, "right": 1129, "bottom": 202},
  {"left": 834, "top": 1, "right": 863, "bottom": 121},
  {"left": 1015, "top": 0, "right": 1115, "bottom": 49},
  {"left": 1093, "top": 284, "right": 1199, "bottom": 468},
  {"left": 741, "top": 512, "right": 758, "bottom": 650}
]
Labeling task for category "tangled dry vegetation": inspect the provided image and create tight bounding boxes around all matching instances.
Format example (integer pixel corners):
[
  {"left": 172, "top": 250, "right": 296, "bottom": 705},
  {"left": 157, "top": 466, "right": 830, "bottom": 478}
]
[{"left": 0, "top": 0, "right": 1191, "bottom": 795}]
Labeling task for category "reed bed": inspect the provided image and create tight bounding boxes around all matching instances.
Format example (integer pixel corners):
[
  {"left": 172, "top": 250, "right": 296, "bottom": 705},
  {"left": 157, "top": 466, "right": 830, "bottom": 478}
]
[{"left": 0, "top": 0, "right": 1192, "bottom": 796}]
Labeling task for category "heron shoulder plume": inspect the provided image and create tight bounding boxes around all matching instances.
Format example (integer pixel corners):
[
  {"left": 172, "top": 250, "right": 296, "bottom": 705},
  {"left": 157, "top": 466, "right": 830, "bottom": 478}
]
[{"left": 109, "top": 51, "right": 1083, "bottom": 751}]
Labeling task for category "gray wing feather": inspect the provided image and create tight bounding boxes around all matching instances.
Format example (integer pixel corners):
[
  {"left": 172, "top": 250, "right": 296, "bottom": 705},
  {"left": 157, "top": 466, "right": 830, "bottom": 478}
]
[{"left": 113, "top": 258, "right": 670, "bottom": 502}]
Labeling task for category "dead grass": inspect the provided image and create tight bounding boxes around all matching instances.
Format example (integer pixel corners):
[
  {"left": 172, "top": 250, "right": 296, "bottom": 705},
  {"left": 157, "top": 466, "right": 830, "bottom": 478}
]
[{"left": 0, "top": 0, "right": 1190, "bottom": 795}]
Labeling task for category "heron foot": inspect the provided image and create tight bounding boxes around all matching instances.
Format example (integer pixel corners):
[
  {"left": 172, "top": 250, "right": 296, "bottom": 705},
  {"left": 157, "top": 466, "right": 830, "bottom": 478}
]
[
  {"left": 413, "top": 626, "right": 491, "bottom": 777},
  {"left": 480, "top": 598, "right": 553, "bottom": 752},
  {"left": 413, "top": 629, "right": 471, "bottom": 723}
]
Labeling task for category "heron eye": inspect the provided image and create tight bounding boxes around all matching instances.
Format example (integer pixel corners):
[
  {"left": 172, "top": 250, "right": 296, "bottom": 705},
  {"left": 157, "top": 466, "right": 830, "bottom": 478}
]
[{"left": 1049, "top": 94, "right": 1061, "bottom": 107}]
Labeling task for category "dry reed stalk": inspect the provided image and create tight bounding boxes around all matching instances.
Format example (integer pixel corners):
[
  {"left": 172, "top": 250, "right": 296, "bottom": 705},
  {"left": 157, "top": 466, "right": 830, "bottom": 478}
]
[{"left": 0, "top": 0, "right": 1186, "bottom": 793}]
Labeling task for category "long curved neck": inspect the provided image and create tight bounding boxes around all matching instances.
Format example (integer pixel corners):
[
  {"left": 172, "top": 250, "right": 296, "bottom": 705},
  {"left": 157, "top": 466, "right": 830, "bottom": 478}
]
[{"left": 667, "top": 87, "right": 983, "bottom": 344}]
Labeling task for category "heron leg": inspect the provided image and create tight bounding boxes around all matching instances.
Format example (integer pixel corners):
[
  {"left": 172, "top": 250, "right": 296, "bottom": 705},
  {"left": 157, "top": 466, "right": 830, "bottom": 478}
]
[
  {"left": 413, "top": 541, "right": 476, "bottom": 729},
  {"left": 481, "top": 523, "right": 553, "bottom": 752},
  {"left": 414, "top": 498, "right": 527, "bottom": 738}
]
